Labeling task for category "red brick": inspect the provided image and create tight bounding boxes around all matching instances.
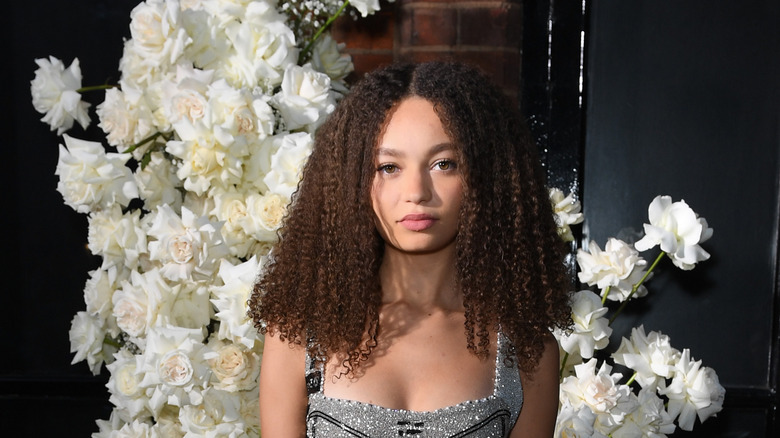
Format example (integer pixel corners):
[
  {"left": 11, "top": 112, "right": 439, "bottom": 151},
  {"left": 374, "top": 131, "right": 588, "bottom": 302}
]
[
  {"left": 331, "top": 9, "right": 395, "bottom": 51},
  {"left": 399, "top": 7, "right": 458, "bottom": 47},
  {"left": 459, "top": 4, "right": 522, "bottom": 47},
  {"left": 345, "top": 53, "right": 396, "bottom": 82}
]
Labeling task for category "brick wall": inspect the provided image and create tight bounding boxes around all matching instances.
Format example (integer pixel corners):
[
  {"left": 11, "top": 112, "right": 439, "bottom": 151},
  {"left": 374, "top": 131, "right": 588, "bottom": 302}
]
[{"left": 331, "top": 0, "right": 523, "bottom": 99}]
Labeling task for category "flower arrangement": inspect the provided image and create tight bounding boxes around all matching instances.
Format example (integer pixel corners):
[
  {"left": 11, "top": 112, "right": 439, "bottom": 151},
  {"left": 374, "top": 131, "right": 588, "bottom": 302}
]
[
  {"left": 550, "top": 189, "right": 725, "bottom": 436},
  {"left": 31, "top": 0, "right": 385, "bottom": 436},
  {"left": 31, "top": 0, "right": 723, "bottom": 435}
]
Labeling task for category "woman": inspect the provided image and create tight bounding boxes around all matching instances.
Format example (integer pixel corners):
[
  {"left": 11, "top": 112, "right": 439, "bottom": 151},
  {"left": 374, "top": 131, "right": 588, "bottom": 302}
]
[{"left": 249, "top": 61, "right": 571, "bottom": 437}]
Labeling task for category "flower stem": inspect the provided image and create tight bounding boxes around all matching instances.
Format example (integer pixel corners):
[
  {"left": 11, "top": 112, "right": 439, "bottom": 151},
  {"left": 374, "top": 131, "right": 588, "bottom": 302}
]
[
  {"left": 103, "top": 335, "right": 121, "bottom": 349},
  {"left": 124, "top": 131, "right": 167, "bottom": 155},
  {"left": 298, "top": 0, "right": 351, "bottom": 64},
  {"left": 601, "top": 286, "right": 611, "bottom": 306},
  {"left": 626, "top": 371, "right": 638, "bottom": 386},
  {"left": 76, "top": 84, "right": 117, "bottom": 93},
  {"left": 559, "top": 351, "right": 569, "bottom": 381},
  {"left": 608, "top": 251, "right": 666, "bottom": 325}
]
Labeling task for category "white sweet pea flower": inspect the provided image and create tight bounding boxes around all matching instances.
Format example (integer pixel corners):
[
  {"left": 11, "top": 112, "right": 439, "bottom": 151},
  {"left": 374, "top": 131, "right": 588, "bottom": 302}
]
[
  {"left": 350, "top": 0, "right": 382, "bottom": 17},
  {"left": 610, "top": 387, "right": 676, "bottom": 438},
  {"left": 612, "top": 325, "right": 680, "bottom": 390},
  {"left": 106, "top": 348, "right": 152, "bottom": 422},
  {"left": 134, "top": 151, "right": 184, "bottom": 212},
  {"left": 549, "top": 188, "right": 584, "bottom": 242},
  {"left": 211, "top": 257, "right": 264, "bottom": 349},
  {"left": 310, "top": 33, "right": 354, "bottom": 94},
  {"left": 554, "top": 290, "right": 612, "bottom": 359},
  {"left": 262, "top": 131, "right": 313, "bottom": 199},
  {"left": 55, "top": 135, "right": 139, "bottom": 213},
  {"left": 87, "top": 205, "right": 148, "bottom": 272},
  {"left": 96, "top": 85, "right": 155, "bottom": 151},
  {"left": 146, "top": 204, "right": 229, "bottom": 281},
  {"left": 273, "top": 63, "right": 336, "bottom": 132},
  {"left": 560, "top": 359, "right": 638, "bottom": 434},
  {"left": 659, "top": 349, "right": 725, "bottom": 431},
  {"left": 30, "top": 56, "right": 91, "bottom": 134},
  {"left": 136, "top": 325, "right": 210, "bottom": 417},
  {"left": 205, "top": 337, "right": 261, "bottom": 392},
  {"left": 69, "top": 311, "right": 114, "bottom": 375},
  {"left": 577, "top": 238, "right": 649, "bottom": 302},
  {"left": 634, "top": 196, "right": 713, "bottom": 270}
]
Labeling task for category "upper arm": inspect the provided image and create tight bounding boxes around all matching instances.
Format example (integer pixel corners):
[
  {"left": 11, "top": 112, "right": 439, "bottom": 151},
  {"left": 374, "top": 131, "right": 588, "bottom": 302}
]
[
  {"left": 259, "top": 331, "right": 308, "bottom": 438},
  {"left": 510, "top": 334, "right": 560, "bottom": 438}
]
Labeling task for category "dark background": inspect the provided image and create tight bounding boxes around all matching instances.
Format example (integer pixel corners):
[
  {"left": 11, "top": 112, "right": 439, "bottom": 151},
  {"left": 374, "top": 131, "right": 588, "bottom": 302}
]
[{"left": 3, "top": 0, "right": 778, "bottom": 436}]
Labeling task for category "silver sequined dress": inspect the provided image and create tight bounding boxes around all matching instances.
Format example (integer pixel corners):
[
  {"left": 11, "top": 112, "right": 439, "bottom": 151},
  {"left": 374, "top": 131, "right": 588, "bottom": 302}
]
[{"left": 305, "top": 333, "right": 524, "bottom": 437}]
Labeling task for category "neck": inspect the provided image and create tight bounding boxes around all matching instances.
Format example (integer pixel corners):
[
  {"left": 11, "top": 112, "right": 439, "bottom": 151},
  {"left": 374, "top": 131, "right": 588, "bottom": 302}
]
[{"left": 379, "top": 244, "right": 462, "bottom": 311}]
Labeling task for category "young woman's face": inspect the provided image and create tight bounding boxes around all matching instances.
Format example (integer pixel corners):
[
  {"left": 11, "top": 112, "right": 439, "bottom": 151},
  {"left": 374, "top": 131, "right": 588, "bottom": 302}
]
[{"left": 371, "top": 97, "right": 463, "bottom": 254}]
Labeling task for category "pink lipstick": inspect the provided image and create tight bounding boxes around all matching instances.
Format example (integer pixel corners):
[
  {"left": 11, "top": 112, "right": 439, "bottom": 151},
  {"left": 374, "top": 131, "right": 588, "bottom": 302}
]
[{"left": 399, "top": 214, "right": 437, "bottom": 231}]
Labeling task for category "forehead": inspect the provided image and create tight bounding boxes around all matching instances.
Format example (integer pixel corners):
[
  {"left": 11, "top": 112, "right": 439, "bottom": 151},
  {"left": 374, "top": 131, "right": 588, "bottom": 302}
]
[{"left": 376, "top": 97, "right": 451, "bottom": 152}]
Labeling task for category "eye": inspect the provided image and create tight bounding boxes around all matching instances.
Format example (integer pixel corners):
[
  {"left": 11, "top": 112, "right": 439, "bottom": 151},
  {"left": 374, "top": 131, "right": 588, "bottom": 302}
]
[
  {"left": 434, "top": 159, "right": 457, "bottom": 171},
  {"left": 377, "top": 163, "right": 398, "bottom": 174}
]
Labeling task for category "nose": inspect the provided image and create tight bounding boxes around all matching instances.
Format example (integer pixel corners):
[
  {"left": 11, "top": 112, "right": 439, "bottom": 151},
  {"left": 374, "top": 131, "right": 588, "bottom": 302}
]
[{"left": 404, "top": 168, "right": 433, "bottom": 204}]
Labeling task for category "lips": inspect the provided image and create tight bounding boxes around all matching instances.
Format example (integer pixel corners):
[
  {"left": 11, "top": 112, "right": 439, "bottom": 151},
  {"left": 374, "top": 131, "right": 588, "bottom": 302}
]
[{"left": 399, "top": 214, "right": 437, "bottom": 231}]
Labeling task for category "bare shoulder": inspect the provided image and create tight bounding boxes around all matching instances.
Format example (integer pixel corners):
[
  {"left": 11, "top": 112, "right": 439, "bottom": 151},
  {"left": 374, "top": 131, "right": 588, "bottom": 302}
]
[
  {"left": 259, "top": 331, "right": 308, "bottom": 438},
  {"left": 510, "top": 333, "right": 560, "bottom": 438}
]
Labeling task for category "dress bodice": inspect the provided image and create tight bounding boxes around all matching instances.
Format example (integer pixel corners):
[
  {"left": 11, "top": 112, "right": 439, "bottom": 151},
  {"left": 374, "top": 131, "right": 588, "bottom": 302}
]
[{"left": 305, "top": 333, "right": 524, "bottom": 437}]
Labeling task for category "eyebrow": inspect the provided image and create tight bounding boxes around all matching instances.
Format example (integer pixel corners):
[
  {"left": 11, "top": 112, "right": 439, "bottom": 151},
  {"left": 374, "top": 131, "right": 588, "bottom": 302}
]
[{"left": 375, "top": 142, "right": 454, "bottom": 157}]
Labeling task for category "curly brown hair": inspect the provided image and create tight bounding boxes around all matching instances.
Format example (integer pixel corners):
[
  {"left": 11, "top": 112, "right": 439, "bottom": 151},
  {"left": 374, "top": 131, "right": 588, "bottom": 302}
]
[{"left": 248, "top": 61, "right": 571, "bottom": 375}]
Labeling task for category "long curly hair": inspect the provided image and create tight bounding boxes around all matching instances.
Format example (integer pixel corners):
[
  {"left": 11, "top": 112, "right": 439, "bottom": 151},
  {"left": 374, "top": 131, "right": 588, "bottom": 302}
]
[{"left": 248, "top": 61, "right": 571, "bottom": 375}]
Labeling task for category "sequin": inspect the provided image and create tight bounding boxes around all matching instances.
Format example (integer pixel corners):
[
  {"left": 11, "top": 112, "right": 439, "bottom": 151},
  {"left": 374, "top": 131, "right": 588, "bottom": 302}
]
[{"left": 305, "top": 333, "right": 523, "bottom": 437}]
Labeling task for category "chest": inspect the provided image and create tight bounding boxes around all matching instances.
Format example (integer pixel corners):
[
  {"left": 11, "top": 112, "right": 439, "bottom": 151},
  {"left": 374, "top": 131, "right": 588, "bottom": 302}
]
[{"left": 321, "top": 316, "right": 497, "bottom": 411}]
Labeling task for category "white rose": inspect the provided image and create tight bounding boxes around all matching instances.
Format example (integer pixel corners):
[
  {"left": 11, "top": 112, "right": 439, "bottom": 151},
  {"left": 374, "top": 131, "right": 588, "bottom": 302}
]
[
  {"left": 205, "top": 339, "right": 260, "bottom": 392},
  {"left": 30, "top": 56, "right": 91, "bottom": 134},
  {"left": 112, "top": 268, "right": 174, "bottom": 342},
  {"left": 211, "top": 256, "right": 264, "bottom": 349},
  {"left": 310, "top": 33, "right": 354, "bottom": 93},
  {"left": 168, "top": 282, "right": 213, "bottom": 329},
  {"left": 273, "top": 63, "right": 336, "bottom": 132},
  {"left": 577, "top": 238, "right": 649, "bottom": 302},
  {"left": 69, "top": 311, "right": 111, "bottom": 375},
  {"left": 554, "top": 290, "right": 612, "bottom": 359},
  {"left": 634, "top": 195, "right": 713, "bottom": 270},
  {"left": 221, "top": 19, "right": 298, "bottom": 89},
  {"left": 242, "top": 192, "right": 288, "bottom": 243},
  {"left": 242, "top": 134, "right": 277, "bottom": 193},
  {"left": 146, "top": 204, "right": 229, "bottom": 281},
  {"left": 210, "top": 186, "right": 256, "bottom": 258},
  {"left": 554, "top": 402, "right": 604, "bottom": 438},
  {"left": 96, "top": 85, "right": 155, "bottom": 151},
  {"left": 127, "top": 0, "right": 191, "bottom": 73},
  {"left": 136, "top": 326, "right": 210, "bottom": 416},
  {"left": 87, "top": 205, "right": 147, "bottom": 272},
  {"left": 134, "top": 151, "right": 183, "bottom": 212},
  {"left": 262, "top": 131, "right": 313, "bottom": 199},
  {"left": 106, "top": 348, "right": 151, "bottom": 422},
  {"left": 55, "top": 135, "right": 139, "bottom": 213},
  {"left": 178, "top": 387, "right": 243, "bottom": 436}
]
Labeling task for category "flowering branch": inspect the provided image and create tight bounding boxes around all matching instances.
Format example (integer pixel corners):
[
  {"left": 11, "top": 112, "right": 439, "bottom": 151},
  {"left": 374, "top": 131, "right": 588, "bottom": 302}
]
[
  {"left": 608, "top": 251, "right": 665, "bottom": 325},
  {"left": 299, "top": 0, "right": 351, "bottom": 64}
]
